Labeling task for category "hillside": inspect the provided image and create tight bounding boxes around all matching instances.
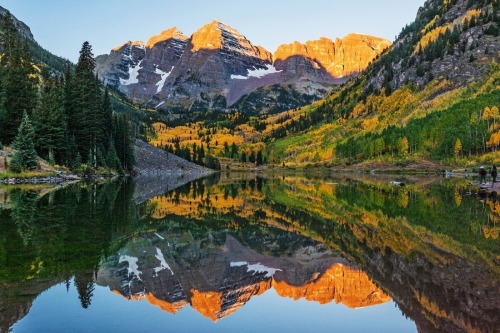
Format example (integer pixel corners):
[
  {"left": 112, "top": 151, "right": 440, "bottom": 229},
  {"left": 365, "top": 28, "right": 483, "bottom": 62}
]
[
  {"left": 264, "top": 0, "right": 500, "bottom": 168},
  {"left": 0, "top": 6, "right": 68, "bottom": 73},
  {"left": 134, "top": 139, "right": 210, "bottom": 175}
]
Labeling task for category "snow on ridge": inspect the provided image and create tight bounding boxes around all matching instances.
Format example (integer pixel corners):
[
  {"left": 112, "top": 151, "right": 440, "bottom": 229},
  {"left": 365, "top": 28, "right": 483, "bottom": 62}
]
[
  {"left": 155, "top": 66, "right": 173, "bottom": 94},
  {"left": 230, "top": 261, "right": 282, "bottom": 278},
  {"left": 119, "top": 255, "right": 142, "bottom": 281},
  {"left": 120, "top": 61, "right": 143, "bottom": 86},
  {"left": 230, "top": 64, "right": 282, "bottom": 80},
  {"left": 155, "top": 101, "right": 165, "bottom": 108},
  {"left": 154, "top": 247, "right": 174, "bottom": 276}
]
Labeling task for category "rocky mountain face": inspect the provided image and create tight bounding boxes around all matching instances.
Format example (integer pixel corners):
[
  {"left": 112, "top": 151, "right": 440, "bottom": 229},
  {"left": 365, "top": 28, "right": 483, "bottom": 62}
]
[
  {"left": 96, "top": 21, "right": 390, "bottom": 114},
  {"left": 0, "top": 6, "right": 34, "bottom": 41},
  {"left": 367, "top": 0, "right": 500, "bottom": 93},
  {"left": 97, "top": 231, "right": 390, "bottom": 321}
]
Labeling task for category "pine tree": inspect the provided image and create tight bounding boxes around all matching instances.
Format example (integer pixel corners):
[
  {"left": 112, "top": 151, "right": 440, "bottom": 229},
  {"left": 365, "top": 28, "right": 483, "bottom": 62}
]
[
  {"left": 10, "top": 112, "right": 39, "bottom": 172},
  {"left": 241, "top": 152, "right": 247, "bottom": 163},
  {"left": 230, "top": 142, "right": 238, "bottom": 158},
  {"left": 249, "top": 151, "right": 256, "bottom": 163},
  {"left": 0, "top": 13, "right": 38, "bottom": 144},
  {"left": 105, "top": 141, "right": 121, "bottom": 172},
  {"left": 33, "top": 78, "right": 67, "bottom": 163},
  {"left": 256, "top": 150, "right": 263, "bottom": 166},
  {"left": 70, "top": 42, "right": 104, "bottom": 167},
  {"left": 112, "top": 114, "right": 135, "bottom": 172},
  {"left": 102, "top": 87, "right": 113, "bottom": 141}
]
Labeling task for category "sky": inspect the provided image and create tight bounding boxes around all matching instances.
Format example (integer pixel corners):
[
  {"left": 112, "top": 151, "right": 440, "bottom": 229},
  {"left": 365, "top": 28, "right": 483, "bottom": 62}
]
[{"left": 2, "top": 0, "right": 425, "bottom": 63}]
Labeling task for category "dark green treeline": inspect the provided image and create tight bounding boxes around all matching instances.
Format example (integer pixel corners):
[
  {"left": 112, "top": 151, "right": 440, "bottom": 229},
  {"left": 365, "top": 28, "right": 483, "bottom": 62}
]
[{"left": 0, "top": 12, "right": 134, "bottom": 172}]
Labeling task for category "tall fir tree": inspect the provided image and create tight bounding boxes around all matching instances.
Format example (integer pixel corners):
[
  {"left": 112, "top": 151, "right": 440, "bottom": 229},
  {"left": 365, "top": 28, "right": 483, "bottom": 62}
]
[
  {"left": 0, "top": 12, "right": 38, "bottom": 144},
  {"left": 70, "top": 42, "right": 104, "bottom": 167},
  {"left": 112, "top": 114, "right": 135, "bottom": 172},
  {"left": 10, "top": 111, "right": 39, "bottom": 172},
  {"left": 33, "top": 78, "right": 67, "bottom": 163}
]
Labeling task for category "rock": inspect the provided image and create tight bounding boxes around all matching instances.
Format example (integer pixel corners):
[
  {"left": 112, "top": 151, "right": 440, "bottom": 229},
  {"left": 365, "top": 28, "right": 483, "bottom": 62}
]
[
  {"left": 133, "top": 139, "right": 211, "bottom": 175},
  {"left": 96, "top": 22, "right": 390, "bottom": 114}
]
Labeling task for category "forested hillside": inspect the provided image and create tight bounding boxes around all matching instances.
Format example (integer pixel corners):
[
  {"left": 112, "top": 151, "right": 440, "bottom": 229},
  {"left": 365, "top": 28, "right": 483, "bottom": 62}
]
[
  {"left": 0, "top": 12, "right": 135, "bottom": 174},
  {"left": 144, "top": 0, "right": 499, "bottom": 169},
  {"left": 262, "top": 0, "right": 500, "bottom": 167}
]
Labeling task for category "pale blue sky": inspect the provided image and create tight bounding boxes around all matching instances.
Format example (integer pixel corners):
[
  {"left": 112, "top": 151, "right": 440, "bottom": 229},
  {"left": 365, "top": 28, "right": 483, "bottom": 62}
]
[{"left": 2, "top": 0, "right": 425, "bottom": 62}]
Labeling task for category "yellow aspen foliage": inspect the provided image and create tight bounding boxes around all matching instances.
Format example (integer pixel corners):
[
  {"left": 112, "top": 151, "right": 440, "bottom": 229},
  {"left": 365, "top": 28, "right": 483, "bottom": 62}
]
[
  {"left": 399, "top": 137, "right": 409, "bottom": 156},
  {"left": 398, "top": 191, "right": 409, "bottom": 208},
  {"left": 483, "top": 106, "right": 491, "bottom": 119},
  {"left": 454, "top": 138, "right": 462, "bottom": 157},
  {"left": 454, "top": 189, "right": 462, "bottom": 206},
  {"left": 487, "top": 131, "right": 500, "bottom": 149}
]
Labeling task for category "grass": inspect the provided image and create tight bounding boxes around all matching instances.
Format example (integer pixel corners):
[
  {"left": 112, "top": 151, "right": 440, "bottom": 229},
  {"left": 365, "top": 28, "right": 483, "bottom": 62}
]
[{"left": 0, "top": 170, "right": 55, "bottom": 180}]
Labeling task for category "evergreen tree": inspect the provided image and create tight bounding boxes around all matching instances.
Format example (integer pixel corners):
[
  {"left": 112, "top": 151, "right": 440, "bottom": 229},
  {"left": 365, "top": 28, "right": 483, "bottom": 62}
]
[
  {"left": 102, "top": 87, "right": 113, "bottom": 141},
  {"left": 256, "top": 150, "right": 263, "bottom": 166},
  {"left": 70, "top": 42, "right": 104, "bottom": 167},
  {"left": 105, "top": 141, "right": 121, "bottom": 172},
  {"left": 230, "top": 142, "right": 238, "bottom": 158},
  {"left": 33, "top": 78, "right": 67, "bottom": 163},
  {"left": 10, "top": 112, "right": 39, "bottom": 172},
  {"left": 241, "top": 152, "right": 247, "bottom": 163},
  {"left": 0, "top": 13, "right": 38, "bottom": 144},
  {"left": 112, "top": 114, "right": 135, "bottom": 172},
  {"left": 249, "top": 151, "right": 256, "bottom": 163}
]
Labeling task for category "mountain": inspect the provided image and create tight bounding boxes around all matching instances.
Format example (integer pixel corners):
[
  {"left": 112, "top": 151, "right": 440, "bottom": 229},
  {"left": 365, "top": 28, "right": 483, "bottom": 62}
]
[
  {"left": 263, "top": 0, "right": 500, "bottom": 167},
  {"left": 97, "top": 231, "right": 390, "bottom": 321},
  {"left": 0, "top": 6, "right": 68, "bottom": 73},
  {"left": 0, "top": 6, "right": 34, "bottom": 41},
  {"left": 96, "top": 21, "right": 390, "bottom": 114}
]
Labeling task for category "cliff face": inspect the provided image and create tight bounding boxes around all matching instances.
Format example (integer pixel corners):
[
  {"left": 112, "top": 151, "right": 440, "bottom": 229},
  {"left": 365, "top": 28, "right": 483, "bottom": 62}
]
[
  {"left": 274, "top": 34, "right": 392, "bottom": 79},
  {"left": 97, "top": 231, "right": 390, "bottom": 321},
  {"left": 0, "top": 6, "right": 34, "bottom": 41},
  {"left": 95, "top": 22, "right": 390, "bottom": 114},
  {"left": 367, "top": 0, "right": 500, "bottom": 92}
]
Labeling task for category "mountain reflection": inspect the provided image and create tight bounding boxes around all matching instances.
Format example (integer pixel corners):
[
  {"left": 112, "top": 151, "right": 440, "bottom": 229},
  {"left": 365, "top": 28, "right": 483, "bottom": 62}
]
[
  {"left": 0, "top": 173, "right": 498, "bottom": 332},
  {"left": 98, "top": 230, "right": 390, "bottom": 321}
]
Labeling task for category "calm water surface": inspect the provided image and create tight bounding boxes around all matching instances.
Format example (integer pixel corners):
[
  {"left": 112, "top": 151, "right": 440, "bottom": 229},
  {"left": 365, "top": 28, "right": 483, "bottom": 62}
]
[{"left": 0, "top": 173, "right": 498, "bottom": 332}]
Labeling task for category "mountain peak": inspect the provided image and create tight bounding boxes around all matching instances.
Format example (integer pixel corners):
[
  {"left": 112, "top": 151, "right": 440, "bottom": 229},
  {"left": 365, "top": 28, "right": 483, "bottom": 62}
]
[
  {"left": 112, "top": 40, "right": 145, "bottom": 51},
  {"left": 146, "top": 27, "right": 188, "bottom": 48},
  {"left": 191, "top": 20, "right": 253, "bottom": 53}
]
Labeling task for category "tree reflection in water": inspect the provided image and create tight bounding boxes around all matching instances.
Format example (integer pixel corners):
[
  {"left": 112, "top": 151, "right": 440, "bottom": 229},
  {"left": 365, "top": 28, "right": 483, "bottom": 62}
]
[{"left": 0, "top": 173, "right": 498, "bottom": 332}]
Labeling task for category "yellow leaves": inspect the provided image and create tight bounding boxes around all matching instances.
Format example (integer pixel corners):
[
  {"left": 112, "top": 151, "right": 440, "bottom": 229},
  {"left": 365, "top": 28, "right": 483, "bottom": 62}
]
[
  {"left": 399, "top": 137, "right": 409, "bottom": 156},
  {"left": 415, "top": 25, "right": 449, "bottom": 53},
  {"left": 454, "top": 189, "right": 462, "bottom": 207},
  {"left": 482, "top": 225, "right": 499, "bottom": 239},
  {"left": 454, "top": 138, "right": 462, "bottom": 157},
  {"left": 487, "top": 130, "right": 500, "bottom": 149},
  {"left": 421, "top": 15, "right": 439, "bottom": 35},
  {"left": 362, "top": 116, "right": 379, "bottom": 130},
  {"left": 414, "top": 9, "right": 481, "bottom": 54},
  {"left": 461, "top": 9, "right": 482, "bottom": 25}
]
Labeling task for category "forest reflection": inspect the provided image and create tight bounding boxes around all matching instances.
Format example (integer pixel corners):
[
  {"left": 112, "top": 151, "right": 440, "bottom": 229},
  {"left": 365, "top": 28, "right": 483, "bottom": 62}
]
[{"left": 0, "top": 173, "right": 498, "bottom": 332}]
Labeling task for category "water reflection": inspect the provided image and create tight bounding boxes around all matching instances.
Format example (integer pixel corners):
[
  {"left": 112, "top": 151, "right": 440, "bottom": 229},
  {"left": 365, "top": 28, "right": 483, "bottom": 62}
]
[{"left": 0, "top": 173, "right": 498, "bottom": 332}]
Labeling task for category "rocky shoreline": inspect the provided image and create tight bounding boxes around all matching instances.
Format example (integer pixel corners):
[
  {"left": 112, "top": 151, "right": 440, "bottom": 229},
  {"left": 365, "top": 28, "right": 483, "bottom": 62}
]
[{"left": 0, "top": 174, "right": 82, "bottom": 185}]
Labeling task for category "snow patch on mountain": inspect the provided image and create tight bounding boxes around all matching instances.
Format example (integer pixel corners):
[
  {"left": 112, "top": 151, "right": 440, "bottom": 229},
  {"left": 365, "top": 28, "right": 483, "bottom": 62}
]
[
  {"left": 120, "top": 61, "right": 143, "bottom": 86},
  {"left": 154, "top": 247, "right": 174, "bottom": 276},
  {"left": 230, "top": 261, "right": 282, "bottom": 278},
  {"left": 231, "top": 64, "right": 282, "bottom": 80},
  {"left": 155, "top": 67, "right": 173, "bottom": 94},
  {"left": 119, "top": 255, "right": 142, "bottom": 281}
]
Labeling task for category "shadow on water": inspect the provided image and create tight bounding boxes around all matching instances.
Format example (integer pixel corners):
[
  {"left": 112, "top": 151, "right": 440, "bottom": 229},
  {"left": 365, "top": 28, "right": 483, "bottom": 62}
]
[{"left": 0, "top": 173, "right": 498, "bottom": 332}]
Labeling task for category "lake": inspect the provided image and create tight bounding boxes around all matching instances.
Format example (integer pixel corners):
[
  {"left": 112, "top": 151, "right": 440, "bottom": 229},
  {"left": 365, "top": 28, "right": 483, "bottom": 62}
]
[{"left": 0, "top": 172, "right": 498, "bottom": 333}]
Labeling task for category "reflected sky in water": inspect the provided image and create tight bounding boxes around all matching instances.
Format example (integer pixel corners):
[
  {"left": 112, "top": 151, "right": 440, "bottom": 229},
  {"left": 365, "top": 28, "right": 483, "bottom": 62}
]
[{"left": 1, "top": 172, "right": 498, "bottom": 332}]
